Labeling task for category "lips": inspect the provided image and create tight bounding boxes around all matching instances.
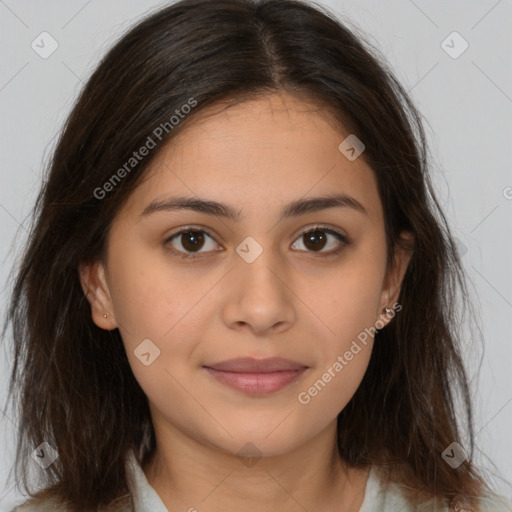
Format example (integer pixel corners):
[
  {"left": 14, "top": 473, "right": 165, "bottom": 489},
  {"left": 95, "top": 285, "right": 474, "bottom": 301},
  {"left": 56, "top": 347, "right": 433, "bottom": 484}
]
[
  {"left": 203, "top": 357, "right": 307, "bottom": 373},
  {"left": 202, "top": 357, "right": 308, "bottom": 395}
]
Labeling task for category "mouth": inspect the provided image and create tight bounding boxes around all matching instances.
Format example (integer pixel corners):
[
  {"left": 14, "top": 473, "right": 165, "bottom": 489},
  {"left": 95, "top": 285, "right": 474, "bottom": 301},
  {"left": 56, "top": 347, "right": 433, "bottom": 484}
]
[{"left": 202, "top": 357, "right": 309, "bottom": 395}]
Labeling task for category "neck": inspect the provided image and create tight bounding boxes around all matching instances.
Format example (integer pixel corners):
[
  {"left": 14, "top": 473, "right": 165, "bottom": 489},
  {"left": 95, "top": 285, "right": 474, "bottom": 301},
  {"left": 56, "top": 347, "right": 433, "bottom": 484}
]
[{"left": 142, "top": 420, "right": 370, "bottom": 512}]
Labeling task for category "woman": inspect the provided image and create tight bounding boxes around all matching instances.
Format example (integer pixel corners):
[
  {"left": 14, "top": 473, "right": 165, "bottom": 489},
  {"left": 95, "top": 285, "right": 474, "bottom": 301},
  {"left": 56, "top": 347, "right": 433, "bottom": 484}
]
[{"left": 4, "top": 0, "right": 511, "bottom": 510}]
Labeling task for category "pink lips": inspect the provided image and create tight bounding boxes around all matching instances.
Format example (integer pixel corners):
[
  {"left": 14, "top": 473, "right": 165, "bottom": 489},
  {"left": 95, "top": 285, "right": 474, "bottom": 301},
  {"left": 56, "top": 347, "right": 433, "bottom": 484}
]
[{"left": 203, "top": 357, "right": 308, "bottom": 395}]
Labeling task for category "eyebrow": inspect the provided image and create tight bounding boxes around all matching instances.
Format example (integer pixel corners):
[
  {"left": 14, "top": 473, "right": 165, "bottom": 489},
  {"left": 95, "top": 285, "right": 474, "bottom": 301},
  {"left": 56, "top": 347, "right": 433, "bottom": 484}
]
[{"left": 140, "top": 193, "right": 368, "bottom": 221}]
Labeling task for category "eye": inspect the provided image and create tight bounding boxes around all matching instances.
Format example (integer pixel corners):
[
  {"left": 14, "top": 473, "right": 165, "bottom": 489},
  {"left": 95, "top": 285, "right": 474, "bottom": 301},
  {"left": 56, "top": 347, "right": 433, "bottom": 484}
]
[
  {"left": 163, "top": 225, "right": 350, "bottom": 260},
  {"left": 164, "top": 228, "right": 221, "bottom": 259},
  {"left": 290, "top": 225, "right": 350, "bottom": 257}
]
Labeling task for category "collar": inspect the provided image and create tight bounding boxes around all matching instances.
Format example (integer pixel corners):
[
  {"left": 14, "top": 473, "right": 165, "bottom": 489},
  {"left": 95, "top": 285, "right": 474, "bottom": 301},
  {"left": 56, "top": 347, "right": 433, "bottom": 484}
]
[
  {"left": 125, "top": 448, "right": 168, "bottom": 511},
  {"left": 124, "top": 448, "right": 389, "bottom": 512}
]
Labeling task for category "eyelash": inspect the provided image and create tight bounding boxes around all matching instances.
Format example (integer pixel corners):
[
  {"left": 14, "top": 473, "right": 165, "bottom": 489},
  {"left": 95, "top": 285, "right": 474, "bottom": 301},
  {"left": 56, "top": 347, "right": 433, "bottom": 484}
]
[{"left": 163, "top": 224, "right": 351, "bottom": 261}]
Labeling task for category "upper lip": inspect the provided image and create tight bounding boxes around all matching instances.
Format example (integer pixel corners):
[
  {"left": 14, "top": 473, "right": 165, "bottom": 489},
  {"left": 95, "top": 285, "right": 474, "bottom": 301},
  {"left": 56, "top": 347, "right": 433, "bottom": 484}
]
[{"left": 203, "top": 357, "right": 308, "bottom": 373}]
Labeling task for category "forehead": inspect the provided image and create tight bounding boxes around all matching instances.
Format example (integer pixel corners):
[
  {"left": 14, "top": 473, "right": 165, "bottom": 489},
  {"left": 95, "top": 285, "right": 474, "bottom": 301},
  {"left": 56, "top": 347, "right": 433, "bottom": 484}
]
[{"left": 119, "top": 92, "right": 383, "bottom": 224}]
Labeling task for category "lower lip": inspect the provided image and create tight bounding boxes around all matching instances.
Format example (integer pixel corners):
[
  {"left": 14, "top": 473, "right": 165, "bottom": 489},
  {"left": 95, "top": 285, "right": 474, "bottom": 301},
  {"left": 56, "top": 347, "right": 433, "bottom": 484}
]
[{"left": 203, "top": 367, "right": 307, "bottom": 395}]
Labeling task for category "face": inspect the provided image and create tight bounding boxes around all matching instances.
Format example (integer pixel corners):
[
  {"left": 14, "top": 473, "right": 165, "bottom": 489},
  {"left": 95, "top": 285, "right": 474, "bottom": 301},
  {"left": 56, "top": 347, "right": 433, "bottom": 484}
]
[{"left": 80, "top": 92, "right": 410, "bottom": 458}]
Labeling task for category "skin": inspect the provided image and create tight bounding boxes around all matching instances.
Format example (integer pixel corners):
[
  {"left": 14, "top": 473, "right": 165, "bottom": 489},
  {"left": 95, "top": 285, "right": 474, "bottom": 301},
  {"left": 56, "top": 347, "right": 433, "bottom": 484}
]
[{"left": 80, "top": 91, "right": 412, "bottom": 511}]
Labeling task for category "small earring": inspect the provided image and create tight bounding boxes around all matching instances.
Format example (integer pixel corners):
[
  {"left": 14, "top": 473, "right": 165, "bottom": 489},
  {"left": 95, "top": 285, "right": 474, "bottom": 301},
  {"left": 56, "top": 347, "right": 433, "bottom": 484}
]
[
  {"left": 383, "top": 308, "right": 393, "bottom": 315},
  {"left": 103, "top": 313, "right": 110, "bottom": 318}
]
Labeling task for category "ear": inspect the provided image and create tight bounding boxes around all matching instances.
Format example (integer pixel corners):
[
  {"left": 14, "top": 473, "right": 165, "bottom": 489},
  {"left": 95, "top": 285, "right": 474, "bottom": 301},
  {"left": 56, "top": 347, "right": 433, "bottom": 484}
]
[
  {"left": 377, "top": 231, "right": 414, "bottom": 326},
  {"left": 78, "top": 260, "right": 117, "bottom": 330}
]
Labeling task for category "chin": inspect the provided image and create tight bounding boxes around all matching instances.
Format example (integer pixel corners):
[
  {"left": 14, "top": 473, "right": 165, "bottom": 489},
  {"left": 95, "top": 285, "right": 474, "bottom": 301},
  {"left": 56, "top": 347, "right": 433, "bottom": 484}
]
[{"left": 207, "top": 428, "right": 306, "bottom": 460}]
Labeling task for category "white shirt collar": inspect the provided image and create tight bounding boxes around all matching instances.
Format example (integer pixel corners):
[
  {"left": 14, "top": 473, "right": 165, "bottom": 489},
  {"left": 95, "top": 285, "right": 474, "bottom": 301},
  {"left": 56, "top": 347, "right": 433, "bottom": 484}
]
[
  {"left": 124, "top": 447, "right": 393, "bottom": 512},
  {"left": 125, "top": 449, "right": 168, "bottom": 511}
]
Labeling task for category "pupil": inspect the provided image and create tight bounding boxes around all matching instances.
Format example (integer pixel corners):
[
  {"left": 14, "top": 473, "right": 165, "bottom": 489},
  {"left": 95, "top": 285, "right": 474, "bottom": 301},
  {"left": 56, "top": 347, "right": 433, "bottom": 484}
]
[
  {"left": 305, "top": 230, "right": 326, "bottom": 251},
  {"left": 182, "top": 231, "right": 204, "bottom": 251}
]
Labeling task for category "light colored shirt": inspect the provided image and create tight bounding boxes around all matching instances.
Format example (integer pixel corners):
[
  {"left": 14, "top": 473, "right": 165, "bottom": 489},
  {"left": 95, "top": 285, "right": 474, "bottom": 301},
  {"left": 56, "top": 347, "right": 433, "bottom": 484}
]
[
  {"left": 13, "top": 448, "right": 512, "bottom": 511},
  {"left": 124, "top": 449, "right": 512, "bottom": 512}
]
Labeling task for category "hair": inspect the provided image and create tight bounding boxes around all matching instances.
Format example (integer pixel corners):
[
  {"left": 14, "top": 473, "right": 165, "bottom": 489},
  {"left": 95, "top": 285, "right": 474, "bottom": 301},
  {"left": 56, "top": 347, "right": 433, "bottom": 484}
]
[{"left": 1, "top": 0, "right": 492, "bottom": 510}]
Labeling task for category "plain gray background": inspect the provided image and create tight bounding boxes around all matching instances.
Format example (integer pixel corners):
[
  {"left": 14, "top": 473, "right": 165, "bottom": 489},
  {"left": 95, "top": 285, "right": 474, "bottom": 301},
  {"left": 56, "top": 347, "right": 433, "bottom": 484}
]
[{"left": 1, "top": 0, "right": 511, "bottom": 509}]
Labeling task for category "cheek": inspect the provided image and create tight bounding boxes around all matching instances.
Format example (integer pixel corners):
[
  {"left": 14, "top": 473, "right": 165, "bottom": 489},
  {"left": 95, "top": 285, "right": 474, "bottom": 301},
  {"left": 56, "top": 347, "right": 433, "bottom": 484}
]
[
  {"left": 306, "top": 257, "right": 386, "bottom": 345},
  {"left": 107, "top": 236, "right": 212, "bottom": 340},
  {"left": 297, "top": 310, "right": 375, "bottom": 422},
  {"left": 294, "top": 346, "right": 372, "bottom": 439},
  {"left": 107, "top": 256, "right": 163, "bottom": 342},
  {"left": 106, "top": 240, "right": 218, "bottom": 389},
  {"left": 298, "top": 249, "right": 385, "bottom": 407}
]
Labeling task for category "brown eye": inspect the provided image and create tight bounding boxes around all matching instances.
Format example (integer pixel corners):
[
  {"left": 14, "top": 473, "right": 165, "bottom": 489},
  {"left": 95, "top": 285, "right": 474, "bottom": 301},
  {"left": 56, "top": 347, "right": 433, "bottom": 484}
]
[
  {"left": 291, "top": 227, "right": 347, "bottom": 256},
  {"left": 164, "top": 225, "right": 349, "bottom": 261},
  {"left": 302, "top": 229, "right": 328, "bottom": 251},
  {"left": 165, "top": 229, "right": 219, "bottom": 257},
  {"left": 180, "top": 230, "right": 206, "bottom": 252}
]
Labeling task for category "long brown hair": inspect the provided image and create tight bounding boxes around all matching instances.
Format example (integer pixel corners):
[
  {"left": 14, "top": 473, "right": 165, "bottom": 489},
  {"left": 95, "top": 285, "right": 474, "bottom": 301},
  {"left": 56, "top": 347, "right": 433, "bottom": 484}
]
[{"left": 2, "top": 0, "right": 489, "bottom": 510}]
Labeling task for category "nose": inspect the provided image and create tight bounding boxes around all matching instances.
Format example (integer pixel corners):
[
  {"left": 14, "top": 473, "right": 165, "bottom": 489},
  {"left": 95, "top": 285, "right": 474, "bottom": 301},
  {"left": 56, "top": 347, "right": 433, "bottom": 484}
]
[{"left": 221, "top": 251, "right": 297, "bottom": 336}]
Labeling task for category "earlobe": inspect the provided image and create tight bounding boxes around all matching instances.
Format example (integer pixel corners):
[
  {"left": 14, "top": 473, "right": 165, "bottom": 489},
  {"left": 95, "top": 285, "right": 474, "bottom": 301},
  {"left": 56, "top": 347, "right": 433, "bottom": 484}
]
[
  {"left": 78, "top": 261, "right": 117, "bottom": 330},
  {"left": 378, "top": 231, "right": 414, "bottom": 325}
]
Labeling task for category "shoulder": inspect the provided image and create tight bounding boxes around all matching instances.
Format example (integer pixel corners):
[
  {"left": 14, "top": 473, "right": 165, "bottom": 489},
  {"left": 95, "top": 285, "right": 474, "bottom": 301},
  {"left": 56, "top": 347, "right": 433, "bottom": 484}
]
[
  {"left": 12, "top": 497, "right": 66, "bottom": 511},
  {"left": 12, "top": 493, "right": 133, "bottom": 512},
  {"left": 475, "top": 492, "right": 512, "bottom": 511},
  {"left": 11, "top": 450, "right": 136, "bottom": 512},
  {"left": 359, "top": 466, "right": 414, "bottom": 511},
  {"left": 361, "top": 467, "right": 512, "bottom": 512}
]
